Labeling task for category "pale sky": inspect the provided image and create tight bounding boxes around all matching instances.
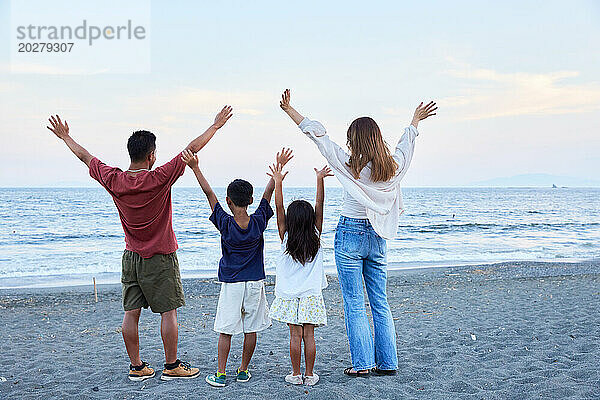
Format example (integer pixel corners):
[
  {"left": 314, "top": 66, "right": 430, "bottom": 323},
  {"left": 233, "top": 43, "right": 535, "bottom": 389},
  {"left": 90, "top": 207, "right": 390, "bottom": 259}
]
[{"left": 1, "top": 0, "right": 599, "bottom": 187}]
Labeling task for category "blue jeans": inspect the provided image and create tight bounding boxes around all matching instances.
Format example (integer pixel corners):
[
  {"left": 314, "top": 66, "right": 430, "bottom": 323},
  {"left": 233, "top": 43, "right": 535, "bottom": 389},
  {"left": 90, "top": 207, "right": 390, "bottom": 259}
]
[{"left": 334, "top": 216, "right": 398, "bottom": 370}]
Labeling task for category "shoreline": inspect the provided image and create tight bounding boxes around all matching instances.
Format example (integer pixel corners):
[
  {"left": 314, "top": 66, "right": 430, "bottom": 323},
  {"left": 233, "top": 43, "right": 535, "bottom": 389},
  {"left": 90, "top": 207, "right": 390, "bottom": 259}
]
[{"left": 1, "top": 258, "right": 598, "bottom": 290}]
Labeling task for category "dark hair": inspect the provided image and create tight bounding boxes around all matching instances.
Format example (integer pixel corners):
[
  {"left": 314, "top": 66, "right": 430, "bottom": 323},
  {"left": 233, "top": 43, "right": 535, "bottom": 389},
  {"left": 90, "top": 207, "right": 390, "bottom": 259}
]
[
  {"left": 227, "top": 179, "right": 253, "bottom": 207},
  {"left": 285, "top": 200, "right": 320, "bottom": 265},
  {"left": 127, "top": 130, "right": 156, "bottom": 162}
]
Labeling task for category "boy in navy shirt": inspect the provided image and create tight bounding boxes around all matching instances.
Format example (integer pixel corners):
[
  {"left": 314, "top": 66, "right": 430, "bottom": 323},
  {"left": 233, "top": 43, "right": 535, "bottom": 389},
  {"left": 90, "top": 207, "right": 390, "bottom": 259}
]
[{"left": 181, "top": 148, "right": 293, "bottom": 387}]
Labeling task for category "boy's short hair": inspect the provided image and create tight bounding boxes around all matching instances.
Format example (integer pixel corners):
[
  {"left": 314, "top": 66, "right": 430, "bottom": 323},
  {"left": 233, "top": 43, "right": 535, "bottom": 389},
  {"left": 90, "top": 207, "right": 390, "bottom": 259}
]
[
  {"left": 127, "top": 130, "right": 156, "bottom": 162},
  {"left": 227, "top": 179, "right": 253, "bottom": 207}
]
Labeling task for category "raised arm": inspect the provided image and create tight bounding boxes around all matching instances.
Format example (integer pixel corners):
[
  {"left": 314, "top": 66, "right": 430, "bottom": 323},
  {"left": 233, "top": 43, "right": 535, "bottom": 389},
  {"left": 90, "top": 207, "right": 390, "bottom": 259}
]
[
  {"left": 279, "top": 89, "right": 305, "bottom": 126},
  {"left": 181, "top": 150, "right": 218, "bottom": 211},
  {"left": 47, "top": 115, "right": 93, "bottom": 167},
  {"left": 185, "top": 106, "right": 233, "bottom": 153},
  {"left": 262, "top": 147, "right": 294, "bottom": 202},
  {"left": 267, "top": 162, "right": 289, "bottom": 241},
  {"left": 313, "top": 165, "right": 333, "bottom": 233},
  {"left": 393, "top": 101, "right": 437, "bottom": 179}
]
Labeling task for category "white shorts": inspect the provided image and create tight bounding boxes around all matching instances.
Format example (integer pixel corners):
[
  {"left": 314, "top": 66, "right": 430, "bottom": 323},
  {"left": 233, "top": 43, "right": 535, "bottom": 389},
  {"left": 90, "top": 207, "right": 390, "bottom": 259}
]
[{"left": 213, "top": 280, "right": 271, "bottom": 335}]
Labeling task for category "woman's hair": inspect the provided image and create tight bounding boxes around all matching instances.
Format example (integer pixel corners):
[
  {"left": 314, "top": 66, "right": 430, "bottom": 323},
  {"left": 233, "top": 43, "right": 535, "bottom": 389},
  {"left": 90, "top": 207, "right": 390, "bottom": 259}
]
[
  {"left": 346, "top": 117, "right": 398, "bottom": 182},
  {"left": 285, "top": 200, "right": 320, "bottom": 265}
]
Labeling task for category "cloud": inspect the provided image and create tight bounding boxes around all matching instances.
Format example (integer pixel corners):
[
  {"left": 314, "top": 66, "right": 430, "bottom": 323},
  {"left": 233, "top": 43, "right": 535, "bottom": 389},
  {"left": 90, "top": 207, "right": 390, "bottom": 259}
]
[
  {"left": 2, "top": 62, "right": 109, "bottom": 75},
  {"left": 124, "top": 88, "right": 270, "bottom": 119},
  {"left": 438, "top": 62, "right": 600, "bottom": 120}
]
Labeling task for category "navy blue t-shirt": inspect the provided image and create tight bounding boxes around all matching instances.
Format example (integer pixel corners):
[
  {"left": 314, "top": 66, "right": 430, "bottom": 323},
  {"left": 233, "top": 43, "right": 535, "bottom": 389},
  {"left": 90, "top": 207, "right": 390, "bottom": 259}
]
[{"left": 209, "top": 198, "right": 274, "bottom": 283}]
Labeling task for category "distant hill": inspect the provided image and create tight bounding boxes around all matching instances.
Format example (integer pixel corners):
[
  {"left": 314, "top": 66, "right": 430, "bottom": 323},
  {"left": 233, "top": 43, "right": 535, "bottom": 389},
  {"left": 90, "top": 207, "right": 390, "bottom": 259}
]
[{"left": 469, "top": 173, "right": 600, "bottom": 187}]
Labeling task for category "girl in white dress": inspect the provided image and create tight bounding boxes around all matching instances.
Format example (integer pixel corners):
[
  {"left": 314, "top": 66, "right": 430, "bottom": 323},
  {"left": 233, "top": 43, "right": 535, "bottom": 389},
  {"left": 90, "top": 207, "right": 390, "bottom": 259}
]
[{"left": 267, "top": 151, "right": 332, "bottom": 386}]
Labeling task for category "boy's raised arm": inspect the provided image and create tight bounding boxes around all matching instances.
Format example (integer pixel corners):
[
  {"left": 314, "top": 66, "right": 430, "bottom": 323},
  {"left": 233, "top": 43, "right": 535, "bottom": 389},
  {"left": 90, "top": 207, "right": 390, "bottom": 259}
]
[
  {"left": 313, "top": 165, "right": 333, "bottom": 233},
  {"left": 279, "top": 89, "right": 305, "bottom": 126},
  {"left": 185, "top": 106, "right": 233, "bottom": 154},
  {"left": 181, "top": 150, "right": 218, "bottom": 211},
  {"left": 47, "top": 115, "right": 94, "bottom": 167}
]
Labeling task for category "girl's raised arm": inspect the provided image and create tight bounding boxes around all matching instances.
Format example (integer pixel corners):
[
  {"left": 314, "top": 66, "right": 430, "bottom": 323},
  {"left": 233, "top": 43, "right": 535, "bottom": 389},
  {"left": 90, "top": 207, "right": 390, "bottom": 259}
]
[
  {"left": 267, "top": 148, "right": 294, "bottom": 241},
  {"left": 280, "top": 89, "right": 305, "bottom": 125},
  {"left": 314, "top": 165, "right": 333, "bottom": 233}
]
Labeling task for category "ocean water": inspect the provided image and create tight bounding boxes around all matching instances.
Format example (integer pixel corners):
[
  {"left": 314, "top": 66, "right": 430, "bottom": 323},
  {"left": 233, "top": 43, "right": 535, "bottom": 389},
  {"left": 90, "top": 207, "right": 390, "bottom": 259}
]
[{"left": 0, "top": 187, "right": 599, "bottom": 288}]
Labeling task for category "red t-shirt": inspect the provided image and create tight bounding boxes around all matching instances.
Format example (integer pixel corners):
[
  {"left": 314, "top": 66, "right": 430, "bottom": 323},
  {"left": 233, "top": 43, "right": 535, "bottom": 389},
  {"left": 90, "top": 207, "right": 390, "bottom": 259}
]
[{"left": 89, "top": 153, "right": 185, "bottom": 258}]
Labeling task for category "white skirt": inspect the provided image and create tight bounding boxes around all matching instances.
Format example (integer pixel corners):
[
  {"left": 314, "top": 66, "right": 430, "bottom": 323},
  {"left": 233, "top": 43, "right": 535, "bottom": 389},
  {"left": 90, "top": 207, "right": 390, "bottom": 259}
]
[{"left": 269, "top": 294, "right": 327, "bottom": 326}]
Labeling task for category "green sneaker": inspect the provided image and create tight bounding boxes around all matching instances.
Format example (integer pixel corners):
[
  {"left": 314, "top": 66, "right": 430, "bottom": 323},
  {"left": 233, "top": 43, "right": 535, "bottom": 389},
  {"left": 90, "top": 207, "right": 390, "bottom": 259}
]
[
  {"left": 206, "top": 372, "right": 226, "bottom": 387},
  {"left": 236, "top": 368, "right": 251, "bottom": 382}
]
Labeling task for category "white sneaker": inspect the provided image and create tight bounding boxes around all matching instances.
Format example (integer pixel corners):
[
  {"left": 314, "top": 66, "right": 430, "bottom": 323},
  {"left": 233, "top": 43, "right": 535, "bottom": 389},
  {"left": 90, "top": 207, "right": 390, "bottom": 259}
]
[
  {"left": 285, "top": 373, "right": 303, "bottom": 385},
  {"left": 304, "top": 373, "right": 319, "bottom": 386}
]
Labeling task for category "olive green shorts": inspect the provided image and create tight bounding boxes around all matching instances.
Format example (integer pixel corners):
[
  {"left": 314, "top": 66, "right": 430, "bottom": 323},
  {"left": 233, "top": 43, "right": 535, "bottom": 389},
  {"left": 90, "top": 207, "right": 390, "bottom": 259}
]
[{"left": 121, "top": 250, "right": 185, "bottom": 314}]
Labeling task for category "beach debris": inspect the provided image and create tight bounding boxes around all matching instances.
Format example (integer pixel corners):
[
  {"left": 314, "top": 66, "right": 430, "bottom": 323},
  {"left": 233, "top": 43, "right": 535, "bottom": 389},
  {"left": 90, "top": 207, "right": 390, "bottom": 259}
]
[
  {"left": 569, "top": 334, "right": 575, "bottom": 339},
  {"left": 177, "top": 322, "right": 195, "bottom": 331},
  {"left": 470, "top": 333, "right": 476, "bottom": 341},
  {"left": 92, "top": 386, "right": 99, "bottom": 392},
  {"left": 93, "top": 277, "right": 98, "bottom": 302},
  {"left": 0, "top": 377, "right": 7, "bottom": 383}
]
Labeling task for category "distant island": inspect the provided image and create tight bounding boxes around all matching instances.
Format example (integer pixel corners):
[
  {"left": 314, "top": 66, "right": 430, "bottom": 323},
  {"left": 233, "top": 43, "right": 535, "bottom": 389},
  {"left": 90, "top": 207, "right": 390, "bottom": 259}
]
[{"left": 468, "top": 173, "right": 600, "bottom": 187}]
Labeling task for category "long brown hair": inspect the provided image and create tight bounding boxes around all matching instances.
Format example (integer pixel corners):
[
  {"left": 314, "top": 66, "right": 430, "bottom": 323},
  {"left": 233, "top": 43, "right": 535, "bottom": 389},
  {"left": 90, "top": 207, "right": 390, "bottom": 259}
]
[
  {"left": 285, "top": 200, "right": 320, "bottom": 265},
  {"left": 346, "top": 117, "right": 398, "bottom": 182}
]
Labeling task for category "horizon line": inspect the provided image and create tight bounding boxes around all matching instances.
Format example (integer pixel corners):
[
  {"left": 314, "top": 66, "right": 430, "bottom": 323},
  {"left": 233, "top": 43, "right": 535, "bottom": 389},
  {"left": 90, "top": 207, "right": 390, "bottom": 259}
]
[{"left": 2, "top": 185, "right": 599, "bottom": 189}]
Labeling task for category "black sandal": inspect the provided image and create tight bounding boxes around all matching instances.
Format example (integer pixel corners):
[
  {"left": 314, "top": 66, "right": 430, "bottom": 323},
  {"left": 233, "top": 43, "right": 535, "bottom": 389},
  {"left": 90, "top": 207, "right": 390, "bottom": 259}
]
[
  {"left": 371, "top": 368, "right": 397, "bottom": 376},
  {"left": 344, "top": 367, "right": 370, "bottom": 377}
]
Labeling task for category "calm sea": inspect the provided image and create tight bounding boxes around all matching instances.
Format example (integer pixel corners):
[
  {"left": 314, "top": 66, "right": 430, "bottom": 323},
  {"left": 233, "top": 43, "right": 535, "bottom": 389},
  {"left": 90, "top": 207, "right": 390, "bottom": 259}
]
[{"left": 1, "top": 187, "right": 599, "bottom": 288}]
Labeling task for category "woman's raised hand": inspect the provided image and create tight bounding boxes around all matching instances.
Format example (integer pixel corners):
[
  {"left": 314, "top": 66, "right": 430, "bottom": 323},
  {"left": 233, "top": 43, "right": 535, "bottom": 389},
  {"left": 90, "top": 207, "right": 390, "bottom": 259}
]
[
  {"left": 276, "top": 147, "right": 294, "bottom": 167},
  {"left": 411, "top": 101, "right": 437, "bottom": 128},
  {"left": 314, "top": 165, "right": 334, "bottom": 180},
  {"left": 280, "top": 89, "right": 291, "bottom": 111},
  {"left": 267, "top": 163, "right": 288, "bottom": 183}
]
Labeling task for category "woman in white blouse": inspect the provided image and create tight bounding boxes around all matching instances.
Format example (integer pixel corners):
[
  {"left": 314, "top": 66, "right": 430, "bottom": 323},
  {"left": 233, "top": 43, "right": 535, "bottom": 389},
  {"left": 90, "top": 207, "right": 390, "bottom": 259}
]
[{"left": 280, "top": 89, "right": 436, "bottom": 377}]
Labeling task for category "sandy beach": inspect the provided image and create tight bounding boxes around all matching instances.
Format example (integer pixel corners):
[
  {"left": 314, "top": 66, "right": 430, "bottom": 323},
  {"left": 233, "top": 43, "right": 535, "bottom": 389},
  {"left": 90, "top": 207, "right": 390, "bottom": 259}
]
[{"left": 1, "top": 261, "right": 599, "bottom": 399}]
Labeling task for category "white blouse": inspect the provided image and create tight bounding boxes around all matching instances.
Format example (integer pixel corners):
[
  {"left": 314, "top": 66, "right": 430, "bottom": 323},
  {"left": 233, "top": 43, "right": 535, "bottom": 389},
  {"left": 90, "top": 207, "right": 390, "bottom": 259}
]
[
  {"left": 274, "top": 233, "right": 328, "bottom": 299},
  {"left": 298, "top": 117, "right": 419, "bottom": 240},
  {"left": 342, "top": 189, "right": 368, "bottom": 219}
]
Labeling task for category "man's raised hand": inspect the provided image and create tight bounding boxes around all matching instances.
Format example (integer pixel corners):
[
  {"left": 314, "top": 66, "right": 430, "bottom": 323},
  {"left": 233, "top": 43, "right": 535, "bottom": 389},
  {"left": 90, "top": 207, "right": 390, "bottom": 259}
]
[
  {"left": 181, "top": 149, "right": 199, "bottom": 169},
  {"left": 212, "top": 105, "right": 233, "bottom": 129},
  {"left": 276, "top": 147, "right": 294, "bottom": 167},
  {"left": 280, "top": 89, "right": 291, "bottom": 111},
  {"left": 47, "top": 115, "right": 70, "bottom": 140}
]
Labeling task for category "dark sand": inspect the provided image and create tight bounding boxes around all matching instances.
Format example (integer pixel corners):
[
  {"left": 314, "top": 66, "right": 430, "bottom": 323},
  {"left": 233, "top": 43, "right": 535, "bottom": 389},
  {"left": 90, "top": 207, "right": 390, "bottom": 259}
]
[{"left": 1, "top": 261, "right": 599, "bottom": 399}]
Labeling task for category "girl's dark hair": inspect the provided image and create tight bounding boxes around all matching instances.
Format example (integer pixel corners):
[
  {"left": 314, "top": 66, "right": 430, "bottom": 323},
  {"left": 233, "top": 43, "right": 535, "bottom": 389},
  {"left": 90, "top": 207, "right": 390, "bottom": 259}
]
[{"left": 285, "top": 200, "right": 320, "bottom": 265}]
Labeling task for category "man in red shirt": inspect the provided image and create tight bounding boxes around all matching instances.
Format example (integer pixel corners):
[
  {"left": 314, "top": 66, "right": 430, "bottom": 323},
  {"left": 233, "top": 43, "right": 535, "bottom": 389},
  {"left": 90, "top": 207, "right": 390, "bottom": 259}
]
[{"left": 47, "top": 106, "right": 233, "bottom": 381}]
